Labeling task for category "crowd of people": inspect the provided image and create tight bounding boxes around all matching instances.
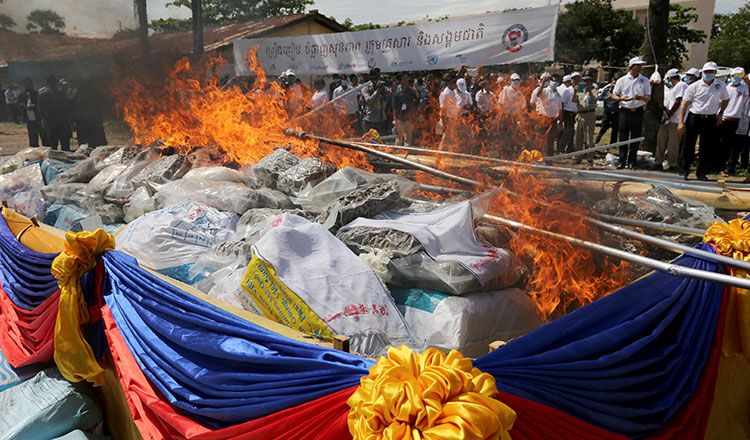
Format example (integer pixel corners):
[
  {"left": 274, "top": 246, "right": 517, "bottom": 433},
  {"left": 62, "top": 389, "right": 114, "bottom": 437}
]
[{"left": 1, "top": 75, "right": 107, "bottom": 151}]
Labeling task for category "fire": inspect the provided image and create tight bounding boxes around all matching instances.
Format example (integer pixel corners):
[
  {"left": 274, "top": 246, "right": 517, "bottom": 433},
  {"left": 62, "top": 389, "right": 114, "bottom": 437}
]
[{"left": 112, "top": 48, "right": 370, "bottom": 169}]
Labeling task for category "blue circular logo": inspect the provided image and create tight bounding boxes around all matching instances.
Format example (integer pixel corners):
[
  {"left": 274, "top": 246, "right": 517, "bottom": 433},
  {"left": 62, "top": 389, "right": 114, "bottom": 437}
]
[{"left": 502, "top": 24, "right": 528, "bottom": 53}]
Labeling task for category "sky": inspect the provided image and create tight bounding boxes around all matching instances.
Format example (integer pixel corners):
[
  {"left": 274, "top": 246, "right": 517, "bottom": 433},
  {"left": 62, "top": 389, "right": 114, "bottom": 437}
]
[{"left": 0, "top": 0, "right": 744, "bottom": 38}]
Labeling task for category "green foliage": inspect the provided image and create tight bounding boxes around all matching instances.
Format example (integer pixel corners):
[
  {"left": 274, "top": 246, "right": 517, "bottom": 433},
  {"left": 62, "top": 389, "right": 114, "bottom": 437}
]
[
  {"left": 709, "top": 4, "right": 750, "bottom": 68},
  {"left": 0, "top": 13, "right": 15, "bottom": 32},
  {"left": 150, "top": 0, "right": 313, "bottom": 33},
  {"left": 665, "top": 4, "right": 705, "bottom": 66},
  {"left": 555, "top": 0, "right": 643, "bottom": 66},
  {"left": 26, "top": 9, "right": 65, "bottom": 35}
]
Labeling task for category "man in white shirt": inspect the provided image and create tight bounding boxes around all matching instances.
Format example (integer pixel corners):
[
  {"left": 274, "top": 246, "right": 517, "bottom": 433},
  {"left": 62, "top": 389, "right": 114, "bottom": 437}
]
[
  {"left": 537, "top": 75, "right": 563, "bottom": 156},
  {"left": 557, "top": 74, "right": 574, "bottom": 153},
  {"left": 610, "top": 56, "right": 651, "bottom": 168},
  {"left": 439, "top": 74, "right": 473, "bottom": 151},
  {"left": 283, "top": 70, "right": 304, "bottom": 117},
  {"left": 530, "top": 72, "right": 551, "bottom": 112},
  {"left": 678, "top": 61, "right": 730, "bottom": 180},
  {"left": 310, "top": 78, "right": 329, "bottom": 108},
  {"left": 499, "top": 73, "right": 525, "bottom": 116},
  {"left": 332, "top": 74, "right": 361, "bottom": 134},
  {"left": 574, "top": 74, "right": 598, "bottom": 163},
  {"left": 656, "top": 68, "right": 686, "bottom": 170},
  {"left": 721, "top": 67, "right": 749, "bottom": 175}
]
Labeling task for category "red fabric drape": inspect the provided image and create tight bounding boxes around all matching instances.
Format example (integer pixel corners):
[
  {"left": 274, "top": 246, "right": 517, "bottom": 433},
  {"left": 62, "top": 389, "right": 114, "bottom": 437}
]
[
  {"left": 102, "top": 305, "right": 355, "bottom": 440},
  {"left": 0, "top": 283, "right": 58, "bottom": 367}
]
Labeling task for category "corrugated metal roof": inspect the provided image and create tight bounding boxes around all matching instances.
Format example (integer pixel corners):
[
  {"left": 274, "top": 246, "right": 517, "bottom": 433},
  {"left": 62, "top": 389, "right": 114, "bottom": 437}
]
[
  {"left": 5, "top": 12, "right": 346, "bottom": 64},
  {"left": 0, "top": 31, "right": 101, "bottom": 67}
]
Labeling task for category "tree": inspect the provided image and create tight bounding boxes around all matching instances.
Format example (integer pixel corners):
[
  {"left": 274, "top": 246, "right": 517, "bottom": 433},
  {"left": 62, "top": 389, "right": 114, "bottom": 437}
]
[
  {"left": 642, "top": 0, "right": 669, "bottom": 154},
  {"left": 664, "top": 4, "right": 706, "bottom": 67},
  {"left": 709, "top": 5, "right": 750, "bottom": 68},
  {"left": 134, "top": 0, "right": 150, "bottom": 56},
  {"left": 26, "top": 9, "right": 65, "bottom": 35},
  {"left": 555, "top": 0, "right": 643, "bottom": 67},
  {"left": 0, "top": 14, "right": 15, "bottom": 32},
  {"left": 150, "top": 0, "right": 313, "bottom": 33}
]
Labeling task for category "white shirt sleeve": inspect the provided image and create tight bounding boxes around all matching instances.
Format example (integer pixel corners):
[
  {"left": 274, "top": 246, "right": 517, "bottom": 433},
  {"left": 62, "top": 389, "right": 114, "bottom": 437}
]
[
  {"left": 613, "top": 78, "right": 623, "bottom": 96},
  {"left": 683, "top": 83, "right": 694, "bottom": 103},
  {"left": 643, "top": 78, "right": 652, "bottom": 97}
]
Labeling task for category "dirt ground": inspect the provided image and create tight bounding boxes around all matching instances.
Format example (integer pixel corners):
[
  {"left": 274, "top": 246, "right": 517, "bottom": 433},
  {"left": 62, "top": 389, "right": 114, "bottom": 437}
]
[{"left": 0, "top": 120, "right": 132, "bottom": 155}]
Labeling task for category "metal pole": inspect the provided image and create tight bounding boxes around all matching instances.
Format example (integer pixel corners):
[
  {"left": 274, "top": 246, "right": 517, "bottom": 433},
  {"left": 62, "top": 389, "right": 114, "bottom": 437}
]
[
  {"left": 484, "top": 214, "right": 750, "bottom": 290},
  {"left": 356, "top": 141, "right": 724, "bottom": 194},
  {"left": 284, "top": 129, "right": 482, "bottom": 188},
  {"left": 543, "top": 137, "right": 645, "bottom": 160},
  {"left": 587, "top": 217, "right": 750, "bottom": 272},
  {"left": 597, "top": 214, "right": 705, "bottom": 237},
  {"left": 290, "top": 84, "right": 364, "bottom": 124}
]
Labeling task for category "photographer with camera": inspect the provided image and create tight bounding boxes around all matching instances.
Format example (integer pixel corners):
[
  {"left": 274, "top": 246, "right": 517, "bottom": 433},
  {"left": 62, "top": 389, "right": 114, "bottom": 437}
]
[{"left": 360, "top": 68, "right": 390, "bottom": 136}]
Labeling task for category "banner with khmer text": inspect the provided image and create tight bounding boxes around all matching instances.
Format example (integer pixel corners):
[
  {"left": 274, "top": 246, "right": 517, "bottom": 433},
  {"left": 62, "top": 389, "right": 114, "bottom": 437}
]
[{"left": 233, "top": 5, "right": 558, "bottom": 76}]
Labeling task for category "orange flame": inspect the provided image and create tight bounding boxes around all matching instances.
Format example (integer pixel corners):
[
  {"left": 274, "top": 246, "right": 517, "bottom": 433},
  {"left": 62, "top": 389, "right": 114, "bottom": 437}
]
[{"left": 112, "top": 48, "right": 370, "bottom": 169}]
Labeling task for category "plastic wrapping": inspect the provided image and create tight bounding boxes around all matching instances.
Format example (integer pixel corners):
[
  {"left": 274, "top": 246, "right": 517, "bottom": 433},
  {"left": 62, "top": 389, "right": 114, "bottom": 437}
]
[
  {"left": 156, "top": 178, "right": 292, "bottom": 215},
  {"left": 359, "top": 250, "right": 393, "bottom": 283},
  {"left": 251, "top": 149, "right": 300, "bottom": 189},
  {"left": 336, "top": 226, "right": 424, "bottom": 258},
  {"left": 123, "top": 186, "right": 156, "bottom": 222},
  {"left": 0, "top": 163, "right": 45, "bottom": 200},
  {"left": 181, "top": 166, "right": 249, "bottom": 184},
  {"left": 41, "top": 183, "right": 88, "bottom": 206},
  {"left": 131, "top": 154, "right": 190, "bottom": 187},
  {"left": 40, "top": 159, "right": 76, "bottom": 185},
  {"left": 0, "top": 147, "right": 49, "bottom": 173},
  {"left": 53, "top": 159, "right": 100, "bottom": 184},
  {"left": 94, "top": 203, "right": 125, "bottom": 224},
  {"left": 9, "top": 190, "right": 49, "bottom": 219},
  {"left": 84, "top": 164, "right": 128, "bottom": 196},
  {"left": 105, "top": 147, "right": 161, "bottom": 199},
  {"left": 47, "top": 204, "right": 89, "bottom": 232},
  {"left": 235, "top": 208, "right": 314, "bottom": 243},
  {"left": 116, "top": 203, "right": 238, "bottom": 284},
  {"left": 293, "top": 166, "right": 418, "bottom": 212},
  {"left": 315, "top": 181, "right": 401, "bottom": 231},
  {"left": 276, "top": 157, "right": 328, "bottom": 196}
]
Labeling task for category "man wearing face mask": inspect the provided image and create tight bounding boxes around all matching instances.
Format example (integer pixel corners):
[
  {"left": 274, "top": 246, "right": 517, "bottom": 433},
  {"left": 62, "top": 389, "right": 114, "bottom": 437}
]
[
  {"left": 499, "top": 73, "right": 525, "bottom": 116},
  {"left": 720, "top": 67, "right": 749, "bottom": 176},
  {"left": 530, "top": 72, "right": 551, "bottom": 112},
  {"left": 678, "top": 61, "right": 730, "bottom": 180},
  {"left": 610, "top": 56, "right": 651, "bottom": 169},
  {"left": 536, "top": 74, "right": 563, "bottom": 156},
  {"left": 333, "top": 74, "right": 361, "bottom": 135},
  {"left": 655, "top": 68, "right": 686, "bottom": 170}
]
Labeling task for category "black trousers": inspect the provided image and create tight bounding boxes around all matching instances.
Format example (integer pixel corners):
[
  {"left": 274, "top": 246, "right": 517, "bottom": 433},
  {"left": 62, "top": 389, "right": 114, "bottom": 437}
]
[
  {"left": 26, "top": 119, "right": 41, "bottom": 147},
  {"left": 681, "top": 113, "right": 719, "bottom": 178},
  {"left": 723, "top": 120, "right": 749, "bottom": 174},
  {"left": 596, "top": 111, "right": 619, "bottom": 144},
  {"left": 618, "top": 107, "right": 644, "bottom": 166},
  {"left": 559, "top": 110, "right": 576, "bottom": 153},
  {"left": 45, "top": 122, "right": 71, "bottom": 151}
]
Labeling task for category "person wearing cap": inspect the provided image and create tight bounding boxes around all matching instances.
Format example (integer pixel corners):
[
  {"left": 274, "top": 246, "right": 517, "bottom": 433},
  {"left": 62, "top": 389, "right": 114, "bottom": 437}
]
[
  {"left": 721, "top": 67, "right": 749, "bottom": 176},
  {"left": 574, "top": 74, "right": 598, "bottom": 164},
  {"left": 655, "top": 68, "right": 687, "bottom": 170},
  {"left": 536, "top": 74, "right": 563, "bottom": 156},
  {"left": 557, "top": 73, "right": 578, "bottom": 153},
  {"left": 610, "top": 56, "right": 651, "bottom": 169},
  {"left": 683, "top": 67, "right": 700, "bottom": 85},
  {"left": 530, "top": 72, "right": 551, "bottom": 111},
  {"left": 678, "top": 61, "right": 730, "bottom": 180},
  {"left": 498, "top": 73, "right": 525, "bottom": 116},
  {"left": 282, "top": 69, "right": 304, "bottom": 116}
]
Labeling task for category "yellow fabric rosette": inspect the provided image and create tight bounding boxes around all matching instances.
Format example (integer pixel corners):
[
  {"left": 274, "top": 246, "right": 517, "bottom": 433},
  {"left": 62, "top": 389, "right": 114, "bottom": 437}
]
[
  {"left": 347, "top": 345, "right": 515, "bottom": 440},
  {"left": 704, "top": 219, "right": 750, "bottom": 360},
  {"left": 517, "top": 149, "right": 544, "bottom": 164},
  {"left": 52, "top": 229, "right": 115, "bottom": 386}
]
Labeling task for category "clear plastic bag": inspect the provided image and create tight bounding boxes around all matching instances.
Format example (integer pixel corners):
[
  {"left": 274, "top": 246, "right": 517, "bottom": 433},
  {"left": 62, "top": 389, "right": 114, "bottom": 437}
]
[
  {"left": 123, "top": 186, "right": 156, "bottom": 222},
  {"left": 84, "top": 164, "right": 128, "bottom": 196},
  {"left": 41, "top": 183, "right": 88, "bottom": 206},
  {"left": 9, "top": 189, "right": 49, "bottom": 219},
  {"left": 336, "top": 226, "right": 424, "bottom": 258},
  {"left": 251, "top": 149, "right": 300, "bottom": 189},
  {"left": 156, "top": 178, "right": 292, "bottom": 215},
  {"left": 0, "top": 163, "right": 45, "bottom": 200},
  {"left": 131, "top": 154, "right": 190, "bottom": 187},
  {"left": 105, "top": 147, "right": 161, "bottom": 199},
  {"left": 276, "top": 157, "right": 329, "bottom": 196},
  {"left": 315, "top": 181, "right": 401, "bottom": 231},
  {"left": 293, "top": 166, "right": 418, "bottom": 213},
  {"left": 181, "top": 166, "right": 250, "bottom": 184},
  {"left": 0, "top": 147, "right": 49, "bottom": 173}
]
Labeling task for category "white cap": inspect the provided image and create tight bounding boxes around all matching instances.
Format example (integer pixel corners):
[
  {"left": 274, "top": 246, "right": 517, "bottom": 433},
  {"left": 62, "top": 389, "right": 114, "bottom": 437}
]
[
  {"left": 684, "top": 67, "right": 700, "bottom": 77},
  {"left": 701, "top": 61, "right": 718, "bottom": 72},
  {"left": 571, "top": 71, "right": 581, "bottom": 78},
  {"left": 563, "top": 74, "right": 572, "bottom": 82},
  {"left": 628, "top": 56, "right": 646, "bottom": 67},
  {"left": 510, "top": 73, "right": 520, "bottom": 80},
  {"left": 285, "top": 69, "right": 296, "bottom": 77},
  {"left": 665, "top": 68, "right": 680, "bottom": 78},
  {"left": 540, "top": 72, "right": 551, "bottom": 79},
  {"left": 497, "top": 76, "right": 505, "bottom": 82},
  {"left": 732, "top": 66, "right": 745, "bottom": 75}
]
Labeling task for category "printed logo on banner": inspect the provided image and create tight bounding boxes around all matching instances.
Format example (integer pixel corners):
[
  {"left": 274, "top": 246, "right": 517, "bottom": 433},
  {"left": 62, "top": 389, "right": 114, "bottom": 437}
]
[
  {"left": 270, "top": 63, "right": 277, "bottom": 72},
  {"left": 338, "top": 63, "right": 356, "bottom": 70},
  {"left": 391, "top": 60, "right": 414, "bottom": 67},
  {"left": 427, "top": 55, "right": 438, "bottom": 65},
  {"left": 368, "top": 58, "right": 377, "bottom": 68},
  {"left": 455, "top": 54, "right": 468, "bottom": 64},
  {"left": 502, "top": 24, "right": 528, "bottom": 53}
]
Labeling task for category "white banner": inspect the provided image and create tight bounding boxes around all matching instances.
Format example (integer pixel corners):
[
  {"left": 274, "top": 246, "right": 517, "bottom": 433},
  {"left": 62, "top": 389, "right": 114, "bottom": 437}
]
[{"left": 234, "top": 5, "right": 558, "bottom": 76}]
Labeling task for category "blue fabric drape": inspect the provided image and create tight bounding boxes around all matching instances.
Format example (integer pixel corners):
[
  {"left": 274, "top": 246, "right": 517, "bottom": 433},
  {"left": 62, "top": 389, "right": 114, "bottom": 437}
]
[
  {"left": 101, "top": 251, "right": 374, "bottom": 426},
  {"left": 474, "top": 244, "right": 724, "bottom": 438},
  {"left": 0, "top": 213, "right": 59, "bottom": 310}
]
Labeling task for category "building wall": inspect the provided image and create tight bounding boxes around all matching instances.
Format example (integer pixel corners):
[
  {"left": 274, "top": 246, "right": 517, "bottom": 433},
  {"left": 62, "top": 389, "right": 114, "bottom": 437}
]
[{"left": 612, "top": 0, "right": 716, "bottom": 69}]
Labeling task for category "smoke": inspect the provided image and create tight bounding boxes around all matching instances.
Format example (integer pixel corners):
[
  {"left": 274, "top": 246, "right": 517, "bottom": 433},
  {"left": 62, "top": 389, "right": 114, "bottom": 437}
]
[{"left": 0, "top": 0, "right": 190, "bottom": 38}]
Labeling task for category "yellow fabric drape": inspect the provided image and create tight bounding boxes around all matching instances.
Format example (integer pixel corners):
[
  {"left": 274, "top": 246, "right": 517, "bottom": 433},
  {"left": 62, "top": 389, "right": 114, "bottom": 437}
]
[
  {"left": 517, "top": 149, "right": 544, "bottom": 163},
  {"left": 347, "top": 345, "right": 515, "bottom": 440},
  {"left": 704, "top": 219, "right": 750, "bottom": 360},
  {"left": 52, "top": 229, "right": 115, "bottom": 386},
  {"left": 1, "top": 207, "right": 66, "bottom": 253}
]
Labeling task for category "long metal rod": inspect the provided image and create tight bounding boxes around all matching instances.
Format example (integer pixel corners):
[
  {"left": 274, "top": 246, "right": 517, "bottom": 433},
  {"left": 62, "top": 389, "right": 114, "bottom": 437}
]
[
  {"left": 597, "top": 214, "right": 705, "bottom": 237},
  {"left": 544, "top": 137, "right": 645, "bottom": 160},
  {"left": 284, "top": 129, "right": 482, "bottom": 187},
  {"left": 356, "top": 141, "right": 724, "bottom": 194},
  {"left": 289, "top": 84, "right": 364, "bottom": 123},
  {"left": 587, "top": 217, "right": 750, "bottom": 272},
  {"left": 484, "top": 214, "right": 750, "bottom": 290}
]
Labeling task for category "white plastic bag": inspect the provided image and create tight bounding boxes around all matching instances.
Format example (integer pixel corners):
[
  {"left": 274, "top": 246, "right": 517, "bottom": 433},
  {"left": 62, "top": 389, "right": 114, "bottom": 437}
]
[
  {"left": 0, "top": 163, "right": 45, "bottom": 200},
  {"left": 116, "top": 203, "right": 238, "bottom": 284}
]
